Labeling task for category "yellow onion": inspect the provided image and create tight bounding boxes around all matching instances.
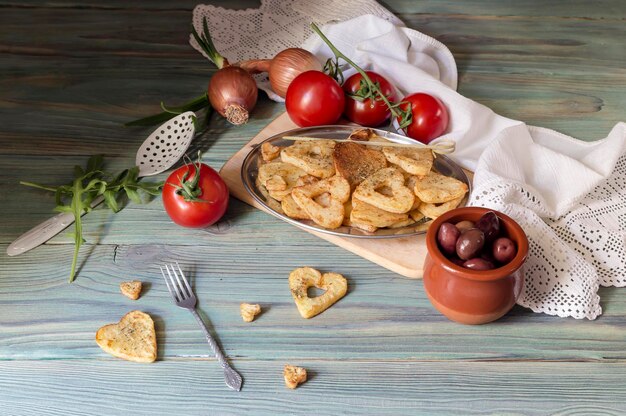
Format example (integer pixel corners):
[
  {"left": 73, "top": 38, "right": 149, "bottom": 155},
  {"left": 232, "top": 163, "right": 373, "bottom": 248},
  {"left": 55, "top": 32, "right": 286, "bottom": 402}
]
[
  {"left": 208, "top": 66, "right": 258, "bottom": 125},
  {"left": 238, "top": 48, "right": 322, "bottom": 98},
  {"left": 268, "top": 48, "right": 322, "bottom": 97}
]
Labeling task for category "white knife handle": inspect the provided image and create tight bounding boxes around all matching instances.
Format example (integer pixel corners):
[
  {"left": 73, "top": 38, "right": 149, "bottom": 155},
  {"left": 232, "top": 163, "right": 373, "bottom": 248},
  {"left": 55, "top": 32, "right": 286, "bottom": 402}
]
[{"left": 6, "top": 196, "right": 104, "bottom": 256}]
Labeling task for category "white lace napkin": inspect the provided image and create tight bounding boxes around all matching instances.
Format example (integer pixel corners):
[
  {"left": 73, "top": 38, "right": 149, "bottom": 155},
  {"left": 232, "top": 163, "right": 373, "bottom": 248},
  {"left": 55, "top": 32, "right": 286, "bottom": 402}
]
[
  {"left": 191, "top": 0, "right": 402, "bottom": 101},
  {"left": 191, "top": 1, "right": 626, "bottom": 319}
]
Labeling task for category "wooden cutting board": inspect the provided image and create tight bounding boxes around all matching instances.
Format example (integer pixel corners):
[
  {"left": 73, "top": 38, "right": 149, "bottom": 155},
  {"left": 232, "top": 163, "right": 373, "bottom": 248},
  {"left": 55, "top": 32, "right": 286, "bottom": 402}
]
[{"left": 220, "top": 112, "right": 450, "bottom": 279}]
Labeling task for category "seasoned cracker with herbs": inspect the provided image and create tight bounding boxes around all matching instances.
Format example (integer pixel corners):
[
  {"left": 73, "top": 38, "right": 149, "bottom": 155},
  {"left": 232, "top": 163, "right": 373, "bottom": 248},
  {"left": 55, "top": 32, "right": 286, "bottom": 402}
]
[
  {"left": 95, "top": 311, "right": 157, "bottom": 363},
  {"left": 413, "top": 170, "right": 468, "bottom": 204},
  {"left": 240, "top": 303, "right": 261, "bottom": 323},
  {"left": 289, "top": 267, "right": 347, "bottom": 319},
  {"left": 284, "top": 365, "right": 307, "bottom": 389},
  {"left": 120, "top": 281, "right": 142, "bottom": 300},
  {"left": 256, "top": 131, "right": 468, "bottom": 232}
]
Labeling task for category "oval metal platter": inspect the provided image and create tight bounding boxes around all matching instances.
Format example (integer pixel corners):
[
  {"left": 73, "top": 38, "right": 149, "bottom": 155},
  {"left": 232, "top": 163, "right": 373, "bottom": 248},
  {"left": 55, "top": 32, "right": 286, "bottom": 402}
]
[{"left": 241, "top": 125, "right": 471, "bottom": 239}]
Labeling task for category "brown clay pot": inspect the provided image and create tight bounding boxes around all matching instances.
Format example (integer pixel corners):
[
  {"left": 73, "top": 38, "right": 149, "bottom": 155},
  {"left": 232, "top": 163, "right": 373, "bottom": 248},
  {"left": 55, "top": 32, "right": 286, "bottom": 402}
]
[{"left": 423, "top": 207, "right": 529, "bottom": 325}]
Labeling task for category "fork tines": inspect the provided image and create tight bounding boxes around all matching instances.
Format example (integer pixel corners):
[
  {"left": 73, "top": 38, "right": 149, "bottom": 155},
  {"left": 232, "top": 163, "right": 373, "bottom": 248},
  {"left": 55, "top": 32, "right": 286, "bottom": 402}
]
[{"left": 160, "top": 262, "right": 194, "bottom": 303}]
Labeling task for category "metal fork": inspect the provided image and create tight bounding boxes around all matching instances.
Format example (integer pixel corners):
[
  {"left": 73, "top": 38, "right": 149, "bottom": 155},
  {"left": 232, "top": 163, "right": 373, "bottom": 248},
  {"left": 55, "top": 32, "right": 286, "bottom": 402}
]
[{"left": 160, "top": 263, "right": 243, "bottom": 391}]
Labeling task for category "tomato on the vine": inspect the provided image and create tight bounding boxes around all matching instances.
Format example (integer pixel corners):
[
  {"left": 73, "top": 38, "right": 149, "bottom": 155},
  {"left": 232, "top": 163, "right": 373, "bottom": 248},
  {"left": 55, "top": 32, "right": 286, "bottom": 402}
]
[
  {"left": 343, "top": 71, "right": 397, "bottom": 127},
  {"left": 285, "top": 70, "right": 345, "bottom": 127},
  {"left": 162, "top": 160, "right": 229, "bottom": 228},
  {"left": 398, "top": 93, "right": 449, "bottom": 144}
]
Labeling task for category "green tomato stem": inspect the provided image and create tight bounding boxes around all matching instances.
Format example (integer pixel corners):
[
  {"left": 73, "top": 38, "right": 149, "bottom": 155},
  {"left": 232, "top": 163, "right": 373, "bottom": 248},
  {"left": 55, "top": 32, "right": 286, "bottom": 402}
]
[{"left": 310, "top": 23, "right": 398, "bottom": 117}]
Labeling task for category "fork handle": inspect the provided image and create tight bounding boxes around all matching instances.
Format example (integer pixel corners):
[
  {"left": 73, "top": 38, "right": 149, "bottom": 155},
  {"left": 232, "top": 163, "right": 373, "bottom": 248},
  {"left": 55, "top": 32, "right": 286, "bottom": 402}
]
[
  {"left": 189, "top": 309, "right": 243, "bottom": 391},
  {"left": 190, "top": 309, "right": 230, "bottom": 366}
]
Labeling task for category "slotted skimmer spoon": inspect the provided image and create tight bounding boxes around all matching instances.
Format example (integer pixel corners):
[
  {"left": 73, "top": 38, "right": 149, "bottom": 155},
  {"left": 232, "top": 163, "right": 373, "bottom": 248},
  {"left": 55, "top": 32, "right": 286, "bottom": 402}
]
[{"left": 7, "top": 111, "right": 196, "bottom": 256}]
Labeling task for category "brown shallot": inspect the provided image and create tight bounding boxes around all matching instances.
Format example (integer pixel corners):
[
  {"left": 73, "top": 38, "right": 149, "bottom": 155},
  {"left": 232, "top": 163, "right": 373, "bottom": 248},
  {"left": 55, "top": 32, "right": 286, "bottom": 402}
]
[
  {"left": 192, "top": 18, "right": 258, "bottom": 125},
  {"left": 207, "top": 66, "right": 257, "bottom": 125},
  {"left": 128, "top": 20, "right": 323, "bottom": 127}
]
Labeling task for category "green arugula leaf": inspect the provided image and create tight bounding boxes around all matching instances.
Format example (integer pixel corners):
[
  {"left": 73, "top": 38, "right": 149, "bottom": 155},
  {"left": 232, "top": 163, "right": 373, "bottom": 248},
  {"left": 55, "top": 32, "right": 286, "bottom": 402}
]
[
  {"left": 86, "top": 155, "right": 104, "bottom": 173},
  {"left": 21, "top": 156, "right": 164, "bottom": 283},
  {"left": 102, "top": 190, "right": 120, "bottom": 213},
  {"left": 125, "top": 188, "right": 142, "bottom": 205}
]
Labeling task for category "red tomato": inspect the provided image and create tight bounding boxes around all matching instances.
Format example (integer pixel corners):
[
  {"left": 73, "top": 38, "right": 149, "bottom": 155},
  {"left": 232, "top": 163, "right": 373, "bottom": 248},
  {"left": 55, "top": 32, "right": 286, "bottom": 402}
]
[
  {"left": 162, "top": 162, "right": 229, "bottom": 228},
  {"left": 343, "top": 71, "right": 397, "bottom": 127},
  {"left": 398, "top": 93, "right": 449, "bottom": 144},
  {"left": 285, "top": 70, "right": 345, "bottom": 127}
]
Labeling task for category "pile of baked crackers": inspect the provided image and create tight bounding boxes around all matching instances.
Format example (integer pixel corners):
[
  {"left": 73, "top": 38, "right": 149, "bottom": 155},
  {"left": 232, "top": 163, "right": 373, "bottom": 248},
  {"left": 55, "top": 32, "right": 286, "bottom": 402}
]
[{"left": 256, "top": 129, "right": 468, "bottom": 233}]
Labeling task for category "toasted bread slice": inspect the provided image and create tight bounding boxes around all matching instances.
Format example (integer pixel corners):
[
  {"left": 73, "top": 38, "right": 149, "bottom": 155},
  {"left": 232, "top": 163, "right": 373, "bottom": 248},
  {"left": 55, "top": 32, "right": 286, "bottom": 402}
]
[{"left": 333, "top": 141, "right": 387, "bottom": 189}]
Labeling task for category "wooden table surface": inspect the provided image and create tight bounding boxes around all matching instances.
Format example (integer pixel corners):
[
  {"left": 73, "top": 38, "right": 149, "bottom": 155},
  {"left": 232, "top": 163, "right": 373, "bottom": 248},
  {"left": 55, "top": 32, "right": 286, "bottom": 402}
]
[{"left": 1, "top": 1, "right": 625, "bottom": 414}]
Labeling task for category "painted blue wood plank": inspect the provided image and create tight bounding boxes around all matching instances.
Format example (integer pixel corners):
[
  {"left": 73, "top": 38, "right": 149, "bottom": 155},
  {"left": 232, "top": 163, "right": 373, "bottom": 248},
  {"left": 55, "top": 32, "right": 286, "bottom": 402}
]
[{"left": 1, "top": 360, "right": 626, "bottom": 416}]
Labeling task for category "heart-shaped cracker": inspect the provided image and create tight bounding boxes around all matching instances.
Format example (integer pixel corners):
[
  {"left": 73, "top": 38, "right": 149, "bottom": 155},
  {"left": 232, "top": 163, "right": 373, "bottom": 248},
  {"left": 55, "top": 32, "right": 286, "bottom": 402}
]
[
  {"left": 382, "top": 146, "right": 433, "bottom": 178},
  {"left": 418, "top": 195, "right": 465, "bottom": 219},
  {"left": 352, "top": 167, "right": 415, "bottom": 214},
  {"left": 405, "top": 175, "right": 423, "bottom": 210},
  {"left": 414, "top": 170, "right": 468, "bottom": 203},
  {"left": 281, "top": 140, "right": 336, "bottom": 178},
  {"left": 351, "top": 198, "right": 409, "bottom": 228},
  {"left": 120, "top": 280, "right": 142, "bottom": 300},
  {"left": 255, "top": 178, "right": 284, "bottom": 213},
  {"left": 261, "top": 141, "right": 282, "bottom": 162},
  {"left": 282, "top": 193, "right": 310, "bottom": 220},
  {"left": 289, "top": 267, "right": 348, "bottom": 319},
  {"left": 95, "top": 310, "right": 157, "bottom": 363},
  {"left": 292, "top": 176, "right": 350, "bottom": 229},
  {"left": 282, "top": 188, "right": 338, "bottom": 221},
  {"left": 257, "top": 161, "right": 308, "bottom": 201}
]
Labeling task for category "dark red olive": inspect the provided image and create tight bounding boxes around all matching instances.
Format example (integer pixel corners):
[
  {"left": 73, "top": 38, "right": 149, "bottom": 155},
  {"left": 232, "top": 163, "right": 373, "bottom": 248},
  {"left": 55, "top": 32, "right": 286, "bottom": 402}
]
[
  {"left": 456, "top": 228, "right": 485, "bottom": 260},
  {"left": 448, "top": 256, "right": 465, "bottom": 266},
  {"left": 437, "top": 222, "right": 461, "bottom": 255},
  {"left": 463, "top": 258, "right": 495, "bottom": 270},
  {"left": 475, "top": 211, "right": 500, "bottom": 243},
  {"left": 455, "top": 220, "right": 475, "bottom": 233},
  {"left": 480, "top": 244, "right": 496, "bottom": 263},
  {"left": 493, "top": 237, "right": 517, "bottom": 264}
]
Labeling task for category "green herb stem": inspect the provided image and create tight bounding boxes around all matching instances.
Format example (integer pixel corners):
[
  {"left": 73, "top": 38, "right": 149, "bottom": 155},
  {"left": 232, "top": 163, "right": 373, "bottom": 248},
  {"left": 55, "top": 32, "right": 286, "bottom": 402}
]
[
  {"left": 69, "top": 210, "right": 83, "bottom": 282},
  {"left": 20, "top": 181, "right": 57, "bottom": 192},
  {"left": 125, "top": 94, "right": 210, "bottom": 127}
]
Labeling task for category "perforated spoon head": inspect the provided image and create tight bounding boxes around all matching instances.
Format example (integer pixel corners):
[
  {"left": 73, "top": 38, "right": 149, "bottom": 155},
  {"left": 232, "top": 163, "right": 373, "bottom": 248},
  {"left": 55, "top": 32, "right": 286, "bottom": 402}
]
[{"left": 136, "top": 111, "right": 196, "bottom": 177}]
